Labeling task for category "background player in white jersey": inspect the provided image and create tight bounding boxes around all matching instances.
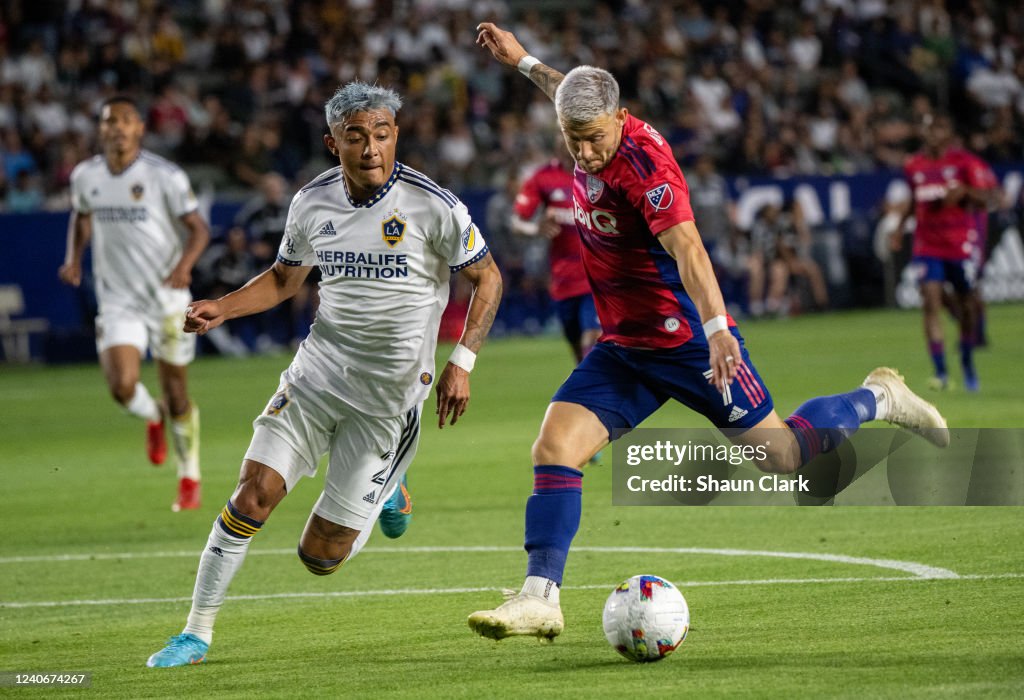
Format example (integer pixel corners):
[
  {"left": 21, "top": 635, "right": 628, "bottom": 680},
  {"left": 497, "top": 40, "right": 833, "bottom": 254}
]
[
  {"left": 146, "top": 81, "right": 502, "bottom": 668},
  {"left": 58, "top": 96, "right": 210, "bottom": 512}
]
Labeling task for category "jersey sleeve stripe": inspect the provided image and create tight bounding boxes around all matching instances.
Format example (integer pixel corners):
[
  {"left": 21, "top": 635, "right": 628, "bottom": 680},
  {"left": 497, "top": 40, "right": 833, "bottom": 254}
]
[
  {"left": 397, "top": 175, "right": 457, "bottom": 208},
  {"left": 399, "top": 166, "right": 459, "bottom": 205},
  {"left": 398, "top": 169, "right": 459, "bottom": 206},
  {"left": 299, "top": 172, "right": 345, "bottom": 193},
  {"left": 276, "top": 254, "right": 304, "bottom": 266},
  {"left": 448, "top": 245, "right": 490, "bottom": 272},
  {"left": 621, "top": 138, "right": 656, "bottom": 178}
]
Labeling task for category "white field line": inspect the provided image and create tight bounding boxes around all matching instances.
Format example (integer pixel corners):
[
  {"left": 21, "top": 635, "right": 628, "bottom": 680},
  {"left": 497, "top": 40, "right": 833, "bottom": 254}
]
[
  {"left": 2, "top": 574, "right": 1022, "bottom": 610},
  {"left": 0, "top": 545, "right": 960, "bottom": 579}
]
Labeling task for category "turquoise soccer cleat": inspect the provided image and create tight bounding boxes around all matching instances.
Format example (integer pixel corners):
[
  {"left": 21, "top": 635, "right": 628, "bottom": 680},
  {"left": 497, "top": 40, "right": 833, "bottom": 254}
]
[
  {"left": 146, "top": 633, "right": 209, "bottom": 668},
  {"left": 378, "top": 475, "right": 412, "bottom": 539}
]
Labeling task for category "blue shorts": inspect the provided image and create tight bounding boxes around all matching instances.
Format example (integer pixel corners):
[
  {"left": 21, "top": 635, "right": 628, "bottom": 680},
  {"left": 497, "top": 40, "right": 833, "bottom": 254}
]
[
  {"left": 913, "top": 256, "right": 977, "bottom": 294},
  {"left": 554, "top": 293, "right": 601, "bottom": 346},
  {"left": 551, "top": 328, "right": 774, "bottom": 436}
]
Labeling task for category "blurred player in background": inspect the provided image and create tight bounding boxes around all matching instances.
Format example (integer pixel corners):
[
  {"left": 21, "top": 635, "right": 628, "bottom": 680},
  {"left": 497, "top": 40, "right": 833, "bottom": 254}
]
[
  {"left": 146, "top": 81, "right": 502, "bottom": 668},
  {"left": 894, "top": 113, "right": 999, "bottom": 391},
  {"left": 58, "top": 96, "right": 210, "bottom": 511},
  {"left": 963, "top": 152, "right": 999, "bottom": 347},
  {"left": 512, "top": 141, "right": 600, "bottom": 362},
  {"left": 469, "top": 22, "right": 949, "bottom": 642}
]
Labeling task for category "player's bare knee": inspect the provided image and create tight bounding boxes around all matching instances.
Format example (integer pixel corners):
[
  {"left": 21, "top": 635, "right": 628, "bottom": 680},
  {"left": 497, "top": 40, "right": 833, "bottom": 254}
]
[
  {"left": 109, "top": 378, "right": 137, "bottom": 405},
  {"left": 531, "top": 435, "right": 569, "bottom": 467},
  {"left": 231, "top": 471, "right": 284, "bottom": 521}
]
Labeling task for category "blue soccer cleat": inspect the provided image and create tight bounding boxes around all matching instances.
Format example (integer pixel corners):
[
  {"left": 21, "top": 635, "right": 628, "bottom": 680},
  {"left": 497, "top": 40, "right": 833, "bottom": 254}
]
[
  {"left": 146, "top": 633, "right": 209, "bottom": 668},
  {"left": 378, "top": 475, "right": 412, "bottom": 539}
]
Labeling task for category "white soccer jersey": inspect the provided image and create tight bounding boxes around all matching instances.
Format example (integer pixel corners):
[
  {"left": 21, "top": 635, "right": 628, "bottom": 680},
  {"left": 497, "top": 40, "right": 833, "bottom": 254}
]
[
  {"left": 70, "top": 150, "right": 198, "bottom": 312},
  {"left": 277, "top": 162, "right": 489, "bottom": 417}
]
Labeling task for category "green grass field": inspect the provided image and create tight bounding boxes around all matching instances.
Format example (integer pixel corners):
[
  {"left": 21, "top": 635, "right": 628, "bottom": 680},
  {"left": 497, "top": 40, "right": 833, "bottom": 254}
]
[{"left": 2, "top": 305, "right": 1023, "bottom": 698}]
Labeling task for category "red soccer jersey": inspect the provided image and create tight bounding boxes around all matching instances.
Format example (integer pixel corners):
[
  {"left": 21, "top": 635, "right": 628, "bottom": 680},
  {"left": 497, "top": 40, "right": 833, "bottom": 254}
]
[
  {"left": 571, "top": 114, "right": 727, "bottom": 349},
  {"left": 514, "top": 159, "right": 591, "bottom": 301},
  {"left": 965, "top": 153, "right": 998, "bottom": 245},
  {"left": 904, "top": 148, "right": 991, "bottom": 260}
]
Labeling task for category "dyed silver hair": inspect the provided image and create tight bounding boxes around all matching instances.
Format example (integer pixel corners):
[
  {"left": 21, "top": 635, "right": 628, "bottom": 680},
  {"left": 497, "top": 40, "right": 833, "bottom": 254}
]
[
  {"left": 555, "top": 66, "right": 620, "bottom": 127},
  {"left": 324, "top": 81, "right": 403, "bottom": 127}
]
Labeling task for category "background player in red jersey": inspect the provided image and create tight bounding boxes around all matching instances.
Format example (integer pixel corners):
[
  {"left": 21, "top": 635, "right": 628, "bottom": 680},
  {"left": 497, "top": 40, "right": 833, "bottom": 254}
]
[
  {"left": 468, "top": 22, "right": 950, "bottom": 642},
  {"left": 512, "top": 143, "right": 600, "bottom": 362},
  {"left": 894, "top": 114, "right": 999, "bottom": 391}
]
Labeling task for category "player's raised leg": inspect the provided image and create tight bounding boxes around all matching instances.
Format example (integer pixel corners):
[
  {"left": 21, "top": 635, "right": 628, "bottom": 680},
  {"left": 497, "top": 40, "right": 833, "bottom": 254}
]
[
  {"left": 99, "top": 342, "right": 166, "bottom": 464},
  {"left": 468, "top": 401, "right": 605, "bottom": 640},
  {"left": 735, "top": 367, "right": 949, "bottom": 473},
  {"left": 147, "top": 459, "right": 286, "bottom": 667}
]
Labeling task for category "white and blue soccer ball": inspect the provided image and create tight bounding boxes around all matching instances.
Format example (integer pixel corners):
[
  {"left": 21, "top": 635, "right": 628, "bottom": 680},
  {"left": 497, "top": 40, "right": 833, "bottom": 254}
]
[{"left": 602, "top": 574, "right": 690, "bottom": 662}]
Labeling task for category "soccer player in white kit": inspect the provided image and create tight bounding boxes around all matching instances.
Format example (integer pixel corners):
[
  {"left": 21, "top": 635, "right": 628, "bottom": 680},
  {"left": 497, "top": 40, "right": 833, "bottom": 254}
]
[
  {"left": 146, "top": 82, "right": 503, "bottom": 667},
  {"left": 59, "top": 96, "right": 210, "bottom": 512}
]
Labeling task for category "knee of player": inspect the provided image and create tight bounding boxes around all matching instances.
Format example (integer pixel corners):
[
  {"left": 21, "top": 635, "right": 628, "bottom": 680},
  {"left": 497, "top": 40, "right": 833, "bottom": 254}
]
[
  {"left": 753, "top": 442, "right": 800, "bottom": 475},
  {"left": 296, "top": 544, "right": 346, "bottom": 576},
  {"left": 110, "top": 379, "right": 137, "bottom": 405}
]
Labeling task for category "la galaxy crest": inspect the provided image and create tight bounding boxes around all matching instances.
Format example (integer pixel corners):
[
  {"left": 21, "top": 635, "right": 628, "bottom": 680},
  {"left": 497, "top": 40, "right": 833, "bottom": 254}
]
[
  {"left": 131, "top": 183, "right": 145, "bottom": 200},
  {"left": 265, "top": 386, "right": 290, "bottom": 416},
  {"left": 382, "top": 209, "right": 407, "bottom": 248},
  {"left": 586, "top": 175, "right": 604, "bottom": 203}
]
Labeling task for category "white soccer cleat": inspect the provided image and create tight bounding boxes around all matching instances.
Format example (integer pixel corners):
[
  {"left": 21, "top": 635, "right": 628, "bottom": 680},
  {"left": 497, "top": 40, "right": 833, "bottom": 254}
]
[
  {"left": 863, "top": 367, "right": 950, "bottom": 448},
  {"left": 468, "top": 592, "right": 564, "bottom": 641}
]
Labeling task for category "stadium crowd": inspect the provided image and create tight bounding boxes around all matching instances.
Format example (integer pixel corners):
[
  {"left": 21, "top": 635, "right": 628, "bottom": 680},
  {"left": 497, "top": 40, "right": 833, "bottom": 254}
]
[{"left": 2, "top": 0, "right": 1021, "bottom": 344}]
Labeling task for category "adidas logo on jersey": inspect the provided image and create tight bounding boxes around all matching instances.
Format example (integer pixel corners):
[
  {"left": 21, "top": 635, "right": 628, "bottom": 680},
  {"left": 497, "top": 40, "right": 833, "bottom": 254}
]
[
  {"left": 728, "top": 406, "right": 748, "bottom": 423},
  {"left": 362, "top": 490, "right": 377, "bottom": 504},
  {"left": 318, "top": 220, "right": 337, "bottom": 237}
]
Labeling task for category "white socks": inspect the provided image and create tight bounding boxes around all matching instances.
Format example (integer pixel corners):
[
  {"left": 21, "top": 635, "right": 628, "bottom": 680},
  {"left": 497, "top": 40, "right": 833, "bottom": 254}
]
[
  {"left": 521, "top": 575, "right": 560, "bottom": 605},
  {"left": 171, "top": 405, "right": 201, "bottom": 480},
  {"left": 124, "top": 382, "right": 161, "bottom": 422},
  {"left": 183, "top": 524, "right": 251, "bottom": 645},
  {"left": 865, "top": 384, "right": 890, "bottom": 421}
]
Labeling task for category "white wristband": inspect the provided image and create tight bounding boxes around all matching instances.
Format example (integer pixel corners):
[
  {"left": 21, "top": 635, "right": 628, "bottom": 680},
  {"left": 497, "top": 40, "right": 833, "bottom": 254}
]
[
  {"left": 448, "top": 343, "right": 477, "bottom": 373},
  {"left": 702, "top": 315, "right": 729, "bottom": 338},
  {"left": 517, "top": 55, "right": 541, "bottom": 76}
]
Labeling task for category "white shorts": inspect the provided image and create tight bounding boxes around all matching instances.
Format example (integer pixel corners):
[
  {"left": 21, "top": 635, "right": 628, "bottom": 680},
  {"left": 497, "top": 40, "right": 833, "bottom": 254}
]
[
  {"left": 95, "top": 287, "right": 195, "bottom": 366},
  {"left": 244, "top": 379, "right": 421, "bottom": 531}
]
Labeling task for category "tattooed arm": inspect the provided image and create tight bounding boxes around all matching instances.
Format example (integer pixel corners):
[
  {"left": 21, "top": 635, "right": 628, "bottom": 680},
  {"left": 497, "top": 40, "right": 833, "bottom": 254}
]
[
  {"left": 435, "top": 252, "right": 503, "bottom": 428},
  {"left": 476, "top": 22, "right": 565, "bottom": 102}
]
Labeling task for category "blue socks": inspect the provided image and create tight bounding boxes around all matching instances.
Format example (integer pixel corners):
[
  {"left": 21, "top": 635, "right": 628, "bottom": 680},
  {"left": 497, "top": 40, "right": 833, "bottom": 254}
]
[
  {"left": 784, "top": 388, "right": 876, "bottom": 465},
  {"left": 524, "top": 465, "right": 583, "bottom": 585},
  {"left": 929, "top": 340, "right": 947, "bottom": 381}
]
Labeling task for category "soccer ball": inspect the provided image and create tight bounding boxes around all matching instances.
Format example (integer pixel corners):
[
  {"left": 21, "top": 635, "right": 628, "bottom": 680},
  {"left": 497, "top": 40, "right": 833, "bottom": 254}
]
[{"left": 602, "top": 574, "right": 689, "bottom": 662}]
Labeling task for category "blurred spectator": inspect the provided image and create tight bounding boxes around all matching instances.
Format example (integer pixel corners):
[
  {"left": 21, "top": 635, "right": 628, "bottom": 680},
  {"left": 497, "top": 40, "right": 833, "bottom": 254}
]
[
  {"left": 748, "top": 201, "right": 829, "bottom": 317},
  {"left": 5, "top": 169, "right": 44, "bottom": 212}
]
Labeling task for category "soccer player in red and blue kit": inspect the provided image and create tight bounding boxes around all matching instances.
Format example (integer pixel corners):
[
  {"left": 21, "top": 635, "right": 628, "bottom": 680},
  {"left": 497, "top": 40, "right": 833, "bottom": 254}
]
[
  {"left": 898, "top": 114, "right": 999, "bottom": 391},
  {"left": 512, "top": 146, "right": 601, "bottom": 362},
  {"left": 470, "top": 23, "right": 950, "bottom": 641}
]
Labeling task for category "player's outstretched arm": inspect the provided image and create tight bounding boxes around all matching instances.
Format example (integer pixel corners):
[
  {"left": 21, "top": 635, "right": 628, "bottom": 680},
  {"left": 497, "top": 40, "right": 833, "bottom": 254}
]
[
  {"left": 435, "top": 252, "right": 502, "bottom": 428},
  {"left": 476, "top": 22, "right": 565, "bottom": 102},
  {"left": 165, "top": 211, "right": 211, "bottom": 289},
  {"left": 58, "top": 211, "right": 92, "bottom": 287},
  {"left": 657, "top": 221, "right": 740, "bottom": 393},
  {"left": 184, "top": 261, "right": 311, "bottom": 335}
]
